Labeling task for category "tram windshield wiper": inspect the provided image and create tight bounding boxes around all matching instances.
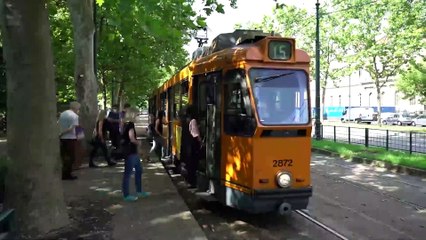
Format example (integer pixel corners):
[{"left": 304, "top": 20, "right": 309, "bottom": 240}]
[{"left": 254, "top": 72, "right": 294, "bottom": 83}]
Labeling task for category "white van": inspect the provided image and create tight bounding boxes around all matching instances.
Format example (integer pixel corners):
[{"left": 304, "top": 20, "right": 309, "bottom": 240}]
[{"left": 341, "top": 107, "right": 375, "bottom": 124}]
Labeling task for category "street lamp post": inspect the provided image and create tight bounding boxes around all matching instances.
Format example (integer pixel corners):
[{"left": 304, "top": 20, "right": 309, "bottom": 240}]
[
  {"left": 93, "top": 0, "right": 97, "bottom": 79},
  {"left": 369, "top": 92, "right": 372, "bottom": 107},
  {"left": 314, "top": 0, "right": 322, "bottom": 140}
]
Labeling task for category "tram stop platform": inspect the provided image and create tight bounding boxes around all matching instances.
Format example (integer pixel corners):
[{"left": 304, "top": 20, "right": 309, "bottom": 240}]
[{"left": 59, "top": 135, "right": 207, "bottom": 239}]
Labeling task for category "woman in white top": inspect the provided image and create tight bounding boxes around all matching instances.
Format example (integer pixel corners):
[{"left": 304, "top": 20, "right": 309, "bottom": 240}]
[{"left": 186, "top": 105, "right": 202, "bottom": 188}]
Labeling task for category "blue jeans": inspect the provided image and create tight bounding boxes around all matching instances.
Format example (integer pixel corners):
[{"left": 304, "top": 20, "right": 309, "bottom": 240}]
[{"left": 122, "top": 154, "right": 143, "bottom": 197}]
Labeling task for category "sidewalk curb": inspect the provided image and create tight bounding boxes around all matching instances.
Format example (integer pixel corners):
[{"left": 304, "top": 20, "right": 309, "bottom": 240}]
[{"left": 311, "top": 148, "right": 426, "bottom": 178}]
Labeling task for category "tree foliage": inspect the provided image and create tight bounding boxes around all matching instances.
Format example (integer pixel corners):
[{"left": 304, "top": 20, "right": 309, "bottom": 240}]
[
  {"left": 236, "top": 4, "right": 345, "bottom": 113},
  {"left": 238, "top": 0, "right": 425, "bottom": 120},
  {"left": 48, "top": 0, "right": 238, "bottom": 109},
  {"left": 49, "top": 1, "right": 75, "bottom": 104},
  {"left": 96, "top": 0, "right": 193, "bottom": 107},
  {"left": 331, "top": 0, "right": 425, "bottom": 121},
  {"left": 396, "top": 60, "right": 426, "bottom": 104}
]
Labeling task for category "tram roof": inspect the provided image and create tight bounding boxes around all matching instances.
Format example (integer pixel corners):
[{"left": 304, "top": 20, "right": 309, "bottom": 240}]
[{"left": 153, "top": 35, "right": 310, "bottom": 95}]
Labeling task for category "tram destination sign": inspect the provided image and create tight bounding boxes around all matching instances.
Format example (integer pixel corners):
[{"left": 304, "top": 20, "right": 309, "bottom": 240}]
[{"left": 268, "top": 40, "right": 293, "bottom": 61}]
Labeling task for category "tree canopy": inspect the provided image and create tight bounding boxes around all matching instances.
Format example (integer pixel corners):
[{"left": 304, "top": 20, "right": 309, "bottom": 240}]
[
  {"left": 237, "top": 0, "right": 425, "bottom": 119},
  {"left": 396, "top": 60, "right": 426, "bottom": 104},
  {"left": 49, "top": 0, "right": 238, "bottom": 109}
]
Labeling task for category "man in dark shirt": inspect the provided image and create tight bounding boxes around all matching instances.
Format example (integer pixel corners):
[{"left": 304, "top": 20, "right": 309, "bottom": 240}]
[{"left": 107, "top": 104, "right": 121, "bottom": 148}]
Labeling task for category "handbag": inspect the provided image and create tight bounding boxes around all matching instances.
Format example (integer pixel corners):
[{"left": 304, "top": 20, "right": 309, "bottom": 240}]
[{"left": 75, "top": 126, "right": 85, "bottom": 140}]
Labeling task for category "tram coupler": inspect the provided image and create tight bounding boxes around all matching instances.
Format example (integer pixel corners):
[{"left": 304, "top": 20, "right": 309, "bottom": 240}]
[{"left": 278, "top": 202, "right": 292, "bottom": 215}]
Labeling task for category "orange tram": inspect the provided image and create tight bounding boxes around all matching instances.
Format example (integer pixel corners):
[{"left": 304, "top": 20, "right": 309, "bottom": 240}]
[{"left": 149, "top": 30, "right": 312, "bottom": 215}]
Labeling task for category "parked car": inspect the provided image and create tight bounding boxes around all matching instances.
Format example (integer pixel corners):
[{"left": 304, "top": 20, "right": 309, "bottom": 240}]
[
  {"left": 412, "top": 115, "right": 426, "bottom": 127},
  {"left": 380, "top": 112, "right": 395, "bottom": 124},
  {"left": 382, "top": 113, "right": 414, "bottom": 126}
]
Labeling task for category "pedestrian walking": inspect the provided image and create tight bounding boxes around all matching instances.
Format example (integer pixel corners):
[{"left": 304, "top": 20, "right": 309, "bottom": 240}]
[
  {"left": 89, "top": 110, "right": 117, "bottom": 167},
  {"left": 107, "top": 104, "right": 121, "bottom": 149},
  {"left": 121, "top": 107, "right": 151, "bottom": 201}
]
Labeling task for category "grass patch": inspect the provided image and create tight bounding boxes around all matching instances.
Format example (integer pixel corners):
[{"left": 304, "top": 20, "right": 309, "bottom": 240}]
[
  {"left": 323, "top": 121, "right": 426, "bottom": 133},
  {"left": 312, "top": 140, "right": 426, "bottom": 170}
]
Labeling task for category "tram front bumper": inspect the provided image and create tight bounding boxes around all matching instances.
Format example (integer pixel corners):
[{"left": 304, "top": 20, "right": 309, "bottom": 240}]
[{"left": 225, "top": 186, "right": 312, "bottom": 214}]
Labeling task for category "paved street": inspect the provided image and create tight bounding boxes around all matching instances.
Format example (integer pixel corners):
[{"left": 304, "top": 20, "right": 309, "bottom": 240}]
[
  {"left": 320, "top": 125, "right": 426, "bottom": 154},
  {"left": 1, "top": 114, "right": 425, "bottom": 239},
  {"left": 161, "top": 151, "right": 426, "bottom": 240},
  {"left": 308, "top": 153, "right": 426, "bottom": 240}
]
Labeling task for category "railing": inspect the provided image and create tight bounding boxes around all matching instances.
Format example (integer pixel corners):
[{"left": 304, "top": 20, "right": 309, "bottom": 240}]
[{"left": 317, "top": 125, "right": 426, "bottom": 154}]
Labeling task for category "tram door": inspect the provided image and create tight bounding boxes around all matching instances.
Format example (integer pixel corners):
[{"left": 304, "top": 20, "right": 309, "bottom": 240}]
[
  {"left": 194, "top": 72, "right": 221, "bottom": 191},
  {"left": 166, "top": 87, "right": 173, "bottom": 157},
  {"left": 206, "top": 72, "right": 221, "bottom": 183}
]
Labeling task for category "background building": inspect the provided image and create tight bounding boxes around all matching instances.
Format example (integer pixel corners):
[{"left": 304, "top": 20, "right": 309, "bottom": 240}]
[{"left": 311, "top": 70, "right": 425, "bottom": 120}]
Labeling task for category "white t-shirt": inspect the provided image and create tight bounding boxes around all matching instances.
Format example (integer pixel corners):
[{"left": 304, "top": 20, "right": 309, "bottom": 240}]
[
  {"left": 189, "top": 119, "right": 200, "bottom": 138},
  {"left": 59, "top": 110, "right": 79, "bottom": 139}
]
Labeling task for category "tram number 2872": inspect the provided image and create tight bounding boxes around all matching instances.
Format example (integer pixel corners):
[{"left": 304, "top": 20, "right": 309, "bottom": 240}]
[{"left": 273, "top": 159, "right": 293, "bottom": 167}]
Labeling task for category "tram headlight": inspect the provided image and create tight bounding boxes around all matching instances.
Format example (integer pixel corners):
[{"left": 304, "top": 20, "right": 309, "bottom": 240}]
[{"left": 276, "top": 172, "right": 292, "bottom": 188}]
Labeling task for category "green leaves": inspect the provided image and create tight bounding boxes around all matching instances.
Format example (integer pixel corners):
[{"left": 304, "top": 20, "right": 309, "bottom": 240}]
[
  {"left": 196, "top": 16, "right": 207, "bottom": 27},
  {"left": 96, "top": 0, "right": 105, "bottom": 6},
  {"left": 237, "top": 4, "right": 343, "bottom": 86},
  {"left": 396, "top": 61, "right": 426, "bottom": 104},
  {"left": 48, "top": 1, "right": 75, "bottom": 103},
  {"left": 48, "top": 0, "right": 239, "bottom": 106}
]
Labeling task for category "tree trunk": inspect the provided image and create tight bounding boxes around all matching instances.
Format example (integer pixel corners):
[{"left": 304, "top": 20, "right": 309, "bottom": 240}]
[
  {"left": 99, "top": 17, "right": 107, "bottom": 109},
  {"left": 112, "top": 80, "right": 121, "bottom": 106},
  {"left": 375, "top": 81, "right": 383, "bottom": 127},
  {"left": 0, "top": 0, "right": 69, "bottom": 238},
  {"left": 67, "top": 0, "right": 98, "bottom": 141},
  {"left": 117, "top": 81, "right": 124, "bottom": 108}
]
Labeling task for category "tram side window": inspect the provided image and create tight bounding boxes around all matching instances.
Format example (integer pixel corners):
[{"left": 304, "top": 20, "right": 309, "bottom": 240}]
[
  {"left": 173, "top": 84, "right": 181, "bottom": 119},
  {"left": 179, "top": 81, "right": 189, "bottom": 117},
  {"left": 160, "top": 92, "right": 166, "bottom": 115},
  {"left": 224, "top": 78, "right": 256, "bottom": 136},
  {"left": 199, "top": 82, "right": 207, "bottom": 114},
  {"left": 225, "top": 83, "right": 245, "bottom": 115},
  {"left": 198, "top": 82, "right": 214, "bottom": 114},
  {"left": 181, "top": 81, "right": 189, "bottom": 108}
]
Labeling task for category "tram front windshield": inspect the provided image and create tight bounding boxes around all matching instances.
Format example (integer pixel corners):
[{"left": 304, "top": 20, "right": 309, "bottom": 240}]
[{"left": 249, "top": 68, "right": 309, "bottom": 125}]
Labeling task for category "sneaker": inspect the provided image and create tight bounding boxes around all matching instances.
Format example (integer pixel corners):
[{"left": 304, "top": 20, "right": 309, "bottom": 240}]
[
  {"left": 123, "top": 195, "right": 138, "bottom": 202},
  {"left": 136, "top": 192, "right": 151, "bottom": 198}
]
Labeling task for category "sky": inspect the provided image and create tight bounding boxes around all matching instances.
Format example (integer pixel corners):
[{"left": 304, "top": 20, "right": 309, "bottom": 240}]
[{"left": 184, "top": 0, "right": 318, "bottom": 56}]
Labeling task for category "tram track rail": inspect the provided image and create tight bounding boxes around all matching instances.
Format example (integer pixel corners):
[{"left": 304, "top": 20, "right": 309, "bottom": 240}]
[
  {"left": 294, "top": 209, "right": 349, "bottom": 240},
  {"left": 159, "top": 157, "right": 350, "bottom": 240}
]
